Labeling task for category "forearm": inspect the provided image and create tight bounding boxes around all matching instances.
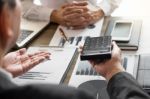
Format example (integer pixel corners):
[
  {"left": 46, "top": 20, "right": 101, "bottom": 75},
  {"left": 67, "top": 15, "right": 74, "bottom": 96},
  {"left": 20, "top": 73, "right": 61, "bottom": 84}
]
[
  {"left": 23, "top": 1, "right": 53, "bottom": 22},
  {"left": 50, "top": 10, "right": 63, "bottom": 24},
  {"left": 107, "top": 72, "right": 150, "bottom": 99}
]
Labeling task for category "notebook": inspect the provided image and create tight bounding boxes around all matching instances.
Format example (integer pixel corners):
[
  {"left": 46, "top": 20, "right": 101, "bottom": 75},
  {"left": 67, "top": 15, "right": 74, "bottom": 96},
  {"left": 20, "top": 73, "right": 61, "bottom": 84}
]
[
  {"left": 14, "top": 46, "right": 77, "bottom": 85},
  {"left": 15, "top": 0, "right": 49, "bottom": 48},
  {"left": 101, "top": 17, "right": 142, "bottom": 50}
]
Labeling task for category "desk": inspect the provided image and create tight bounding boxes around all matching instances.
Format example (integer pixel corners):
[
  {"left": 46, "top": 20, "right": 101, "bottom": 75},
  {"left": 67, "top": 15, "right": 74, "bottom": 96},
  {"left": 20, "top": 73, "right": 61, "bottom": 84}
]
[
  {"left": 25, "top": 0, "right": 150, "bottom": 84},
  {"left": 26, "top": 23, "right": 78, "bottom": 84},
  {"left": 27, "top": 23, "right": 58, "bottom": 47}
]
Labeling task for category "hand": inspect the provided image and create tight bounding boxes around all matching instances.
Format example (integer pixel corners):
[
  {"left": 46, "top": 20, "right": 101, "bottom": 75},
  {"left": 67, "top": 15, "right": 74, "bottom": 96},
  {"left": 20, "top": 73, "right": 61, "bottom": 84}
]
[
  {"left": 89, "top": 42, "right": 125, "bottom": 81},
  {"left": 62, "top": 5, "right": 104, "bottom": 29},
  {"left": 2, "top": 48, "right": 50, "bottom": 77},
  {"left": 88, "top": 9, "right": 104, "bottom": 25},
  {"left": 50, "top": 2, "right": 89, "bottom": 28}
]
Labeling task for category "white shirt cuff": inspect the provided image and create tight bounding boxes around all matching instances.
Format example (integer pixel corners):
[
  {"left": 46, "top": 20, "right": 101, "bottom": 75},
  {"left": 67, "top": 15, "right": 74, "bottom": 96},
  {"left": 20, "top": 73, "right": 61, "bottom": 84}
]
[
  {"left": 23, "top": 5, "right": 53, "bottom": 21},
  {"left": 98, "top": 0, "right": 121, "bottom": 16}
]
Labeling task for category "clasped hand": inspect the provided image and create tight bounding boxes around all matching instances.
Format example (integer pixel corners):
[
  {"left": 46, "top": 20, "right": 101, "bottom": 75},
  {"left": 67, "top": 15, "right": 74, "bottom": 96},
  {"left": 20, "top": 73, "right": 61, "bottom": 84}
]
[
  {"left": 2, "top": 48, "right": 50, "bottom": 77},
  {"left": 51, "top": 2, "right": 104, "bottom": 29}
]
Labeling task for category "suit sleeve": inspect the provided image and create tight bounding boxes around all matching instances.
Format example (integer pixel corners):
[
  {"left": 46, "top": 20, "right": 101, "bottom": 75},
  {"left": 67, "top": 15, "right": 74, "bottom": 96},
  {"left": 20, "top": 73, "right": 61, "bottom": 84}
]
[
  {"left": 107, "top": 72, "right": 150, "bottom": 99},
  {"left": 23, "top": 0, "right": 53, "bottom": 21},
  {"left": 1, "top": 84, "right": 95, "bottom": 99}
]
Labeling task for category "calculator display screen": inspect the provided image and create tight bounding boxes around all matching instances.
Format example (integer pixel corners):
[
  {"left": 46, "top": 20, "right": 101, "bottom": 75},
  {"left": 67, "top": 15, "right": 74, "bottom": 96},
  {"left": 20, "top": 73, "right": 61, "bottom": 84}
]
[{"left": 111, "top": 22, "right": 132, "bottom": 38}]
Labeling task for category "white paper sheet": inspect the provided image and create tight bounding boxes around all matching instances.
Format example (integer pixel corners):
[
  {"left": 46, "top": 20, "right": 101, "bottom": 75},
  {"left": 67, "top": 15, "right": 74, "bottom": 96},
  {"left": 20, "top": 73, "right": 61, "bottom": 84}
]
[
  {"left": 68, "top": 54, "right": 138, "bottom": 87},
  {"left": 14, "top": 46, "right": 77, "bottom": 85},
  {"left": 49, "top": 19, "right": 104, "bottom": 47}
]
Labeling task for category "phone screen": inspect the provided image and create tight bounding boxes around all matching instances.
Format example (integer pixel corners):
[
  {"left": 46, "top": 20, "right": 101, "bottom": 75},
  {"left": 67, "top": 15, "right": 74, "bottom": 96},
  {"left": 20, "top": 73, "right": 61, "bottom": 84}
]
[{"left": 111, "top": 22, "right": 132, "bottom": 38}]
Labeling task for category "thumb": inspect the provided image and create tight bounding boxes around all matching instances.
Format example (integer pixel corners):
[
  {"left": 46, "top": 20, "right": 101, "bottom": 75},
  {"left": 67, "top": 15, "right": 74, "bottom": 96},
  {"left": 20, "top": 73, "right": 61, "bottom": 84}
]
[
  {"left": 18, "top": 48, "right": 27, "bottom": 55},
  {"left": 112, "top": 41, "right": 120, "bottom": 52},
  {"left": 112, "top": 41, "right": 121, "bottom": 57}
]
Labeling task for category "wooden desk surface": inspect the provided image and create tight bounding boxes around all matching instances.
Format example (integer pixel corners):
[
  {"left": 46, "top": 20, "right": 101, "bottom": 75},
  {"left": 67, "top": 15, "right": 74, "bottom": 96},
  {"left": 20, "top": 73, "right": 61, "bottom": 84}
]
[{"left": 28, "top": 23, "right": 58, "bottom": 47}]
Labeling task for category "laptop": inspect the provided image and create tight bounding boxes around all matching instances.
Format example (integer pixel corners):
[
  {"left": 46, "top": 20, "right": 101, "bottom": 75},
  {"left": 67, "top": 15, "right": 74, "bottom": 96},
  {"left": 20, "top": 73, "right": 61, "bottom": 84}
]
[{"left": 15, "top": 0, "right": 49, "bottom": 48}]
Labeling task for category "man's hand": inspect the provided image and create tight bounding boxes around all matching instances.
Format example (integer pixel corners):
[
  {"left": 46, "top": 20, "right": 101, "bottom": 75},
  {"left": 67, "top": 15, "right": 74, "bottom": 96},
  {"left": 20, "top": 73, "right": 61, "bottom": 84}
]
[
  {"left": 51, "top": 2, "right": 88, "bottom": 27},
  {"left": 2, "top": 48, "right": 50, "bottom": 77},
  {"left": 51, "top": 2, "right": 104, "bottom": 29},
  {"left": 89, "top": 42, "right": 125, "bottom": 81},
  {"left": 63, "top": 8, "right": 104, "bottom": 29}
]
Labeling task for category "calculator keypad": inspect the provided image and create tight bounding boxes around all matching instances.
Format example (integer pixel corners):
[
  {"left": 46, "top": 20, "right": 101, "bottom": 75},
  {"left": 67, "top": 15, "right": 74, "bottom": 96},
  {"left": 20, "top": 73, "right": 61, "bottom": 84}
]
[
  {"left": 83, "top": 36, "right": 112, "bottom": 54},
  {"left": 81, "top": 36, "right": 112, "bottom": 60}
]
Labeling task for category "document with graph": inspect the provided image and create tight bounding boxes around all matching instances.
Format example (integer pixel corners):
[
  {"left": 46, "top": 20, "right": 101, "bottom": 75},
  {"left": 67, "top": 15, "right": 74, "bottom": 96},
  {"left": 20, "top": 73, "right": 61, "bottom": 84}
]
[
  {"left": 14, "top": 46, "right": 77, "bottom": 85},
  {"left": 68, "top": 54, "right": 139, "bottom": 99},
  {"left": 49, "top": 19, "right": 103, "bottom": 47}
]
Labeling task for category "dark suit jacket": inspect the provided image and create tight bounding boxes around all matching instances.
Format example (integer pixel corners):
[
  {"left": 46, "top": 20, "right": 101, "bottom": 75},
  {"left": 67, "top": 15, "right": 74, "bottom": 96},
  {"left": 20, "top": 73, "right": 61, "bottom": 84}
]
[
  {"left": 0, "top": 69, "right": 150, "bottom": 99},
  {"left": 0, "top": 69, "right": 94, "bottom": 99},
  {"left": 107, "top": 72, "right": 150, "bottom": 99}
]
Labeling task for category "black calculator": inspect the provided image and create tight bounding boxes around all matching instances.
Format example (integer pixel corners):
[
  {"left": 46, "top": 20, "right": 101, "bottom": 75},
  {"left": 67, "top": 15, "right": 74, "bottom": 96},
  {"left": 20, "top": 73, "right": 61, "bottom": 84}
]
[{"left": 80, "top": 36, "right": 112, "bottom": 61}]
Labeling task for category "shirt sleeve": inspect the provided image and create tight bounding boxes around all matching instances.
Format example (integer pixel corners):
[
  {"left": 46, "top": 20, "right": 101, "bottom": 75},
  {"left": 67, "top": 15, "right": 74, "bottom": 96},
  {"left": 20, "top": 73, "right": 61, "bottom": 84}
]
[
  {"left": 107, "top": 72, "right": 150, "bottom": 99},
  {"left": 23, "top": 2, "right": 54, "bottom": 21},
  {"left": 97, "top": 0, "right": 122, "bottom": 16}
]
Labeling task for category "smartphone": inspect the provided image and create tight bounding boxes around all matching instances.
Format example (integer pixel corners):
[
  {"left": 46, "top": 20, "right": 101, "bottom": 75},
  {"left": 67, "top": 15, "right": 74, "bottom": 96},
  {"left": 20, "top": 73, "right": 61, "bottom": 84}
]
[{"left": 111, "top": 20, "right": 133, "bottom": 42}]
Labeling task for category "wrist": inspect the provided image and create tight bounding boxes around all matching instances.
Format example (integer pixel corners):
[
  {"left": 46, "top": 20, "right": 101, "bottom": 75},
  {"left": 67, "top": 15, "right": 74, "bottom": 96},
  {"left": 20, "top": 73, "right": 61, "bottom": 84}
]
[
  {"left": 50, "top": 10, "right": 59, "bottom": 23},
  {"left": 90, "top": 9, "right": 104, "bottom": 24},
  {"left": 105, "top": 63, "right": 125, "bottom": 81}
]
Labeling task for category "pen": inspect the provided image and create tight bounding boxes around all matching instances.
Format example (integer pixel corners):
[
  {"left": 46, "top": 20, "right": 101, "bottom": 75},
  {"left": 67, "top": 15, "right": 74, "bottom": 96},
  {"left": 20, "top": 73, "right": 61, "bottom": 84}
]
[{"left": 59, "top": 28, "right": 69, "bottom": 42}]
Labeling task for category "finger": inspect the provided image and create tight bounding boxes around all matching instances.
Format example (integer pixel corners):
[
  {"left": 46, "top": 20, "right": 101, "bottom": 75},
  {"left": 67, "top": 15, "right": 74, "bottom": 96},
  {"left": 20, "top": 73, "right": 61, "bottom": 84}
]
[
  {"left": 22, "top": 57, "right": 45, "bottom": 73},
  {"left": 65, "top": 22, "right": 86, "bottom": 28},
  {"left": 29, "top": 51, "right": 50, "bottom": 58},
  {"left": 19, "top": 54, "right": 29, "bottom": 62},
  {"left": 21, "top": 53, "right": 49, "bottom": 63},
  {"left": 64, "top": 6, "right": 88, "bottom": 14},
  {"left": 65, "top": 18, "right": 89, "bottom": 27},
  {"left": 63, "top": 8, "right": 88, "bottom": 16},
  {"left": 64, "top": 13, "right": 83, "bottom": 20},
  {"left": 78, "top": 47, "right": 82, "bottom": 53},
  {"left": 88, "top": 60, "right": 96, "bottom": 67},
  {"left": 64, "top": 13, "right": 91, "bottom": 21},
  {"left": 77, "top": 43, "right": 84, "bottom": 52},
  {"left": 16, "top": 48, "right": 26, "bottom": 55},
  {"left": 79, "top": 45, "right": 83, "bottom": 48},
  {"left": 112, "top": 41, "right": 121, "bottom": 55},
  {"left": 29, "top": 52, "right": 51, "bottom": 60},
  {"left": 62, "top": 2, "right": 88, "bottom": 8},
  {"left": 28, "top": 51, "right": 43, "bottom": 57}
]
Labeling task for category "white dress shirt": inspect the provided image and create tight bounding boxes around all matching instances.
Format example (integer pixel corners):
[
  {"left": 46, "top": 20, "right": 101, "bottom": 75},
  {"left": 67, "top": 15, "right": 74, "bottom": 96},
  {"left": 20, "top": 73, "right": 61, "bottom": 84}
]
[{"left": 24, "top": 0, "right": 121, "bottom": 21}]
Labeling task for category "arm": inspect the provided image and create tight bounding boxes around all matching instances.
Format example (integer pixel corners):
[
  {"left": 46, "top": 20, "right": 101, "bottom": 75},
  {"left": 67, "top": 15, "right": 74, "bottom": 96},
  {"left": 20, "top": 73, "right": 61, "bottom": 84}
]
[
  {"left": 2, "top": 48, "right": 50, "bottom": 77},
  {"left": 107, "top": 72, "right": 150, "bottom": 99},
  {"left": 23, "top": 0, "right": 53, "bottom": 21},
  {"left": 1, "top": 84, "right": 95, "bottom": 99},
  {"left": 89, "top": 42, "right": 150, "bottom": 99},
  {"left": 24, "top": 0, "right": 89, "bottom": 28}
]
